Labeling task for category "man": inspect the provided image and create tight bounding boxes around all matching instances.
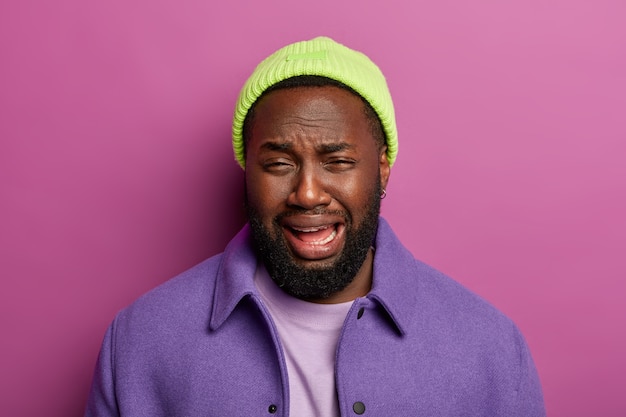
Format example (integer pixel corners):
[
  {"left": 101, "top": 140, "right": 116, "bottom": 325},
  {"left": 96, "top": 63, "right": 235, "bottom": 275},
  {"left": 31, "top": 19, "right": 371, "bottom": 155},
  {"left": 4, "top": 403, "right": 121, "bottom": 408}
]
[{"left": 85, "top": 37, "right": 545, "bottom": 416}]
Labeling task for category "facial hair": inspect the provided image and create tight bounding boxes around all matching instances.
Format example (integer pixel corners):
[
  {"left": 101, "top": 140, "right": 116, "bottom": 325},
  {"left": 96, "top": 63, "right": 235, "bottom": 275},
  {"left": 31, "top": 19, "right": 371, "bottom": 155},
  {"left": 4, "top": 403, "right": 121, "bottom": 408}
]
[{"left": 246, "top": 182, "right": 382, "bottom": 301}]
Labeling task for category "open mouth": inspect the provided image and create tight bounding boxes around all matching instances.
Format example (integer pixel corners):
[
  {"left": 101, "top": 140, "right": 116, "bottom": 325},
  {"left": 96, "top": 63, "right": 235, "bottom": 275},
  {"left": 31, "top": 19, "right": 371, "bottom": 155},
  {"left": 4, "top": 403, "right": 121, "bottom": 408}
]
[
  {"left": 289, "top": 224, "right": 338, "bottom": 245},
  {"left": 281, "top": 219, "right": 345, "bottom": 261}
]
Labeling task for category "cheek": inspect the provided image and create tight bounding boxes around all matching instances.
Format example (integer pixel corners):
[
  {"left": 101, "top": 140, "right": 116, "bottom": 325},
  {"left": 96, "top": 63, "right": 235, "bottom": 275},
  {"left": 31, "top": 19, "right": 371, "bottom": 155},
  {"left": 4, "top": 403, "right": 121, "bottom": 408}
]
[
  {"left": 246, "top": 173, "right": 289, "bottom": 216},
  {"left": 338, "top": 171, "right": 379, "bottom": 204}
]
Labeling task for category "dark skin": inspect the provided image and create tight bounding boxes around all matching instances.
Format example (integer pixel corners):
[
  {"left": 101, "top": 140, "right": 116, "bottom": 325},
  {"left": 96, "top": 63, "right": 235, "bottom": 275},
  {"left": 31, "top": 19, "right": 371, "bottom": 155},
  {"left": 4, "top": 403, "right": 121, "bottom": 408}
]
[{"left": 245, "top": 86, "right": 390, "bottom": 304}]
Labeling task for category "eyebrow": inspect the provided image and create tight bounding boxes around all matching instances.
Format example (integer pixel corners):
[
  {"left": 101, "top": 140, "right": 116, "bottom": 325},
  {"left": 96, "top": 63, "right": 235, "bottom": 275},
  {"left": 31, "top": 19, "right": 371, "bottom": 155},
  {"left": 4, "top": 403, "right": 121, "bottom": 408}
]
[
  {"left": 259, "top": 141, "right": 354, "bottom": 154},
  {"left": 260, "top": 141, "right": 291, "bottom": 151},
  {"left": 318, "top": 142, "right": 353, "bottom": 153}
]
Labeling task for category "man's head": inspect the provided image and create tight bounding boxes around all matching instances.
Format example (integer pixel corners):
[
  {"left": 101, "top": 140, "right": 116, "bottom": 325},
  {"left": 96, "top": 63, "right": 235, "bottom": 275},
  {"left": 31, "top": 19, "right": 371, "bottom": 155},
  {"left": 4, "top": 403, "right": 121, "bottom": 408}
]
[{"left": 232, "top": 37, "right": 397, "bottom": 302}]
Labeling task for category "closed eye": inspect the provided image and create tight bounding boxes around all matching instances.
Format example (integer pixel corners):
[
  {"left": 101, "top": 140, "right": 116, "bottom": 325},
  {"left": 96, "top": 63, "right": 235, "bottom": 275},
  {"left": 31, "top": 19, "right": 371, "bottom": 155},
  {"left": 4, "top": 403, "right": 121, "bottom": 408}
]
[
  {"left": 263, "top": 159, "right": 295, "bottom": 173},
  {"left": 324, "top": 158, "right": 356, "bottom": 171}
]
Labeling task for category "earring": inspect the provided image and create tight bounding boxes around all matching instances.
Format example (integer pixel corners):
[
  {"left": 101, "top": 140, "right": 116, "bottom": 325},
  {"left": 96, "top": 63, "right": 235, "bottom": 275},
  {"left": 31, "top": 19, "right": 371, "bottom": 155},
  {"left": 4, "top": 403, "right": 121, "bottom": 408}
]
[{"left": 380, "top": 188, "right": 387, "bottom": 199}]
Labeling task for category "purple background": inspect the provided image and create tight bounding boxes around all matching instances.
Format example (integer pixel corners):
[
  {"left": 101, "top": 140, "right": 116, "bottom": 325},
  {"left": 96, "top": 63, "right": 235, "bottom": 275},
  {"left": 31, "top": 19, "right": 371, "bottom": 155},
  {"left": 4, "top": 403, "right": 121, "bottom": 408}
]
[{"left": 1, "top": 1, "right": 625, "bottom": 416}]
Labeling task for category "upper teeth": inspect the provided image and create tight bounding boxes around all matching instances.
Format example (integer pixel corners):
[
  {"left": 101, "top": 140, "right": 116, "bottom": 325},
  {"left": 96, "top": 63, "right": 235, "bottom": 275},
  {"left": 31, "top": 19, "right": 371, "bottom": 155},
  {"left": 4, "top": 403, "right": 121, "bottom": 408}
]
[
  {"left": 292, "top": 225, "right": 329, "bottom": 232},
  {"left": 290, "top": 225, "right": 337, "bottom": 245}
]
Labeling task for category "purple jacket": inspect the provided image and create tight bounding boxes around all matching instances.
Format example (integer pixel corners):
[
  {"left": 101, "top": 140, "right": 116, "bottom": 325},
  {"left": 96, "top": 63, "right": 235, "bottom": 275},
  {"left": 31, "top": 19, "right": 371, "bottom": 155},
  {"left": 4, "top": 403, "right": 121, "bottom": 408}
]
[{"left": 85, "top": 218, "right": 545, "bottom": 416}]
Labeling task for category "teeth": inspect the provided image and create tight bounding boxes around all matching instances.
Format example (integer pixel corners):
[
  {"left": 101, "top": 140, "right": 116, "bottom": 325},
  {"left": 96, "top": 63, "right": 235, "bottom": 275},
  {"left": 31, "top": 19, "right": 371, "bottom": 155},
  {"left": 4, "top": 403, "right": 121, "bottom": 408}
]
[
  {"left": 313, "top": 228, "right": 337, "bottom": 245},
  {"left": 289, "top": 225, "right": 337, "bottom": 245},
  {"left": 292, "top": 225, "right": 329, "bottom": 233}
]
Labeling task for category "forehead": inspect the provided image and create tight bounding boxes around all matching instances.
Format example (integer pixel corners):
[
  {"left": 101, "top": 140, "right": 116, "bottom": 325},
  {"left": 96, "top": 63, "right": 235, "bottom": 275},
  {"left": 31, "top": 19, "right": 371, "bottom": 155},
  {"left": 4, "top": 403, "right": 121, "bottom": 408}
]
[{"left": 249, "top": 86, "right": 371, "bottom": 143}]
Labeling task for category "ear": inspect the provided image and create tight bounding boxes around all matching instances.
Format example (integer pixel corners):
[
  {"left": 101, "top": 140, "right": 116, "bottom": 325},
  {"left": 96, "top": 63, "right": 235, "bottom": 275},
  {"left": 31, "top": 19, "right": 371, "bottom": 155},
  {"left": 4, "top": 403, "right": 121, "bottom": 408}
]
[{"left": 378, "top": 145, "right": 391, "bottom": 191}]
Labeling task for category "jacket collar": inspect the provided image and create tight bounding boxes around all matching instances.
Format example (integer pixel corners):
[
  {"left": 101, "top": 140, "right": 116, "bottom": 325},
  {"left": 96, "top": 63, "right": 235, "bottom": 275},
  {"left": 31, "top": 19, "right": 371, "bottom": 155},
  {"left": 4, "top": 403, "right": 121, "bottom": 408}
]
[
  {"left": 367, "top": 217, "right": 416, "bottom": 336},
  {"left": 209, "top": 225, "right": 259, "bottom": 330},
  {"left": 209, "top": 217, "right": 415, "bottom": 335}
]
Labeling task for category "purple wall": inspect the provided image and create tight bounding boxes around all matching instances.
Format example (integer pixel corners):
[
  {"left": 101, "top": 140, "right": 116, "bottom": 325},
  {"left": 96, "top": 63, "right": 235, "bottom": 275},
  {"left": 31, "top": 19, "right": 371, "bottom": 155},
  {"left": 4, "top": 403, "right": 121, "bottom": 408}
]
[{"left": 1, "top": 1, "right": 625, "bottom": 416}]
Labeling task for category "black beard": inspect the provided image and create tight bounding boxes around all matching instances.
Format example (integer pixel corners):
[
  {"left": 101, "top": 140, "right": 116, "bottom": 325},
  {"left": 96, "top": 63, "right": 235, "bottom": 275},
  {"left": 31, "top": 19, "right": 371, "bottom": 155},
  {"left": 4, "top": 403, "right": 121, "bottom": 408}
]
[{"left": 246, "top": 184, "right": 381, "bottom": 301}]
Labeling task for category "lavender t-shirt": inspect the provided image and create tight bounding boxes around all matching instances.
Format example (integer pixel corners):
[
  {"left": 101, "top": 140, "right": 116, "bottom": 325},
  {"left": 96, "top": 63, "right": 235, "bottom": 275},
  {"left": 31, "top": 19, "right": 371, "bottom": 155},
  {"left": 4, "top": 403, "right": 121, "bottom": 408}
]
[{"left": 254, "top": 264, "right": 353, "bottom": 417}]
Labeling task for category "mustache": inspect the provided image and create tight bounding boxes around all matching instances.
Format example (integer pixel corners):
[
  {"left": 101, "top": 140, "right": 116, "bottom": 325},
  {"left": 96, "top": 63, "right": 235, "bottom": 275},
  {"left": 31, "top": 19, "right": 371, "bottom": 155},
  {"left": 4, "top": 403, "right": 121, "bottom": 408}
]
[
  {"left": 244, "top": 200, "right": 352, "bottom": 226},
  {"left": 276, "top": 208, "right": 349, "bottom": 221}
]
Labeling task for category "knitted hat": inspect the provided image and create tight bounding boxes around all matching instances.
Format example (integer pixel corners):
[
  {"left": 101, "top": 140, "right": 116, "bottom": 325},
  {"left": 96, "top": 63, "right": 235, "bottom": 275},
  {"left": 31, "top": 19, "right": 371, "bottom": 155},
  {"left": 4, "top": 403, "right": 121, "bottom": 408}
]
[{"left": 232, "top": 36, "right": 398, "bottom": 168}]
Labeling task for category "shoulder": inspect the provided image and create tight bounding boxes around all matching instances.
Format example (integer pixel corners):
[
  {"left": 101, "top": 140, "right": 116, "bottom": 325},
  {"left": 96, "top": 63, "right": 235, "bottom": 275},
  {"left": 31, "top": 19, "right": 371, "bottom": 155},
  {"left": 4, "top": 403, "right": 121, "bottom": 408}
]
[
  {"left": 374, "top": 218, "right": 522, "bottom": 349},
  {"left": 115, "top": 224, "right": 257, "bottom": 325},
  {"left": 411, "top": 258, "right": 519, "bottom": 339},
  {"left": 413, "top": 258, "right": 509, "bottom": 320},
  {"left": 110, "top": 225, "right": 258, "bottom": 336},
  {"left": 115, "top": 254, "right": 224, "bottom": 331}
]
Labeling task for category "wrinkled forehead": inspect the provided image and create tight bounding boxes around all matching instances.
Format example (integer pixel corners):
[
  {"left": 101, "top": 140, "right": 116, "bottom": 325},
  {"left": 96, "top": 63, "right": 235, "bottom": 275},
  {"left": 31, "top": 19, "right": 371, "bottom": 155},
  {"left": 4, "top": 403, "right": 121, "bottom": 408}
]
[{"left": 247, "top": 86, "right": 373, "bottom": 144}]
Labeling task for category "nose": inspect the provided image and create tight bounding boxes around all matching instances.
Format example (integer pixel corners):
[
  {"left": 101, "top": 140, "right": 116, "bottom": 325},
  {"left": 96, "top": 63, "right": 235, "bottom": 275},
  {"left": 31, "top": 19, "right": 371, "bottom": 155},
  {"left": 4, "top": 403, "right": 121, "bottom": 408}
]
[{"left": 286, "top": 166, "right": 331, "bottom": 210}]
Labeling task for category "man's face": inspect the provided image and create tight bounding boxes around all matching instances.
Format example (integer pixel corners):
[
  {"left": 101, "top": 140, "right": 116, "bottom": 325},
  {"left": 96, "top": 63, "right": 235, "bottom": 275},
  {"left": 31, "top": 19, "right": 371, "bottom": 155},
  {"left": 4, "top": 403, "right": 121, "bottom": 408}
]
[{"left": 244, "top": 86, "right": 390, "bottom": 302}]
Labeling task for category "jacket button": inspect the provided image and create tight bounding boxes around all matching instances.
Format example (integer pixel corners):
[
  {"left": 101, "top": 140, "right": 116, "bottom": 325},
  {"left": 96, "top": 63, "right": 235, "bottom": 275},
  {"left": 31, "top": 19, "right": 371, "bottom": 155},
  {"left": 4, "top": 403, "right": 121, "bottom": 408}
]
[
  {"left": 268, "top": 404, "right": 277, "bottom": 413},
  {"left": 357, "top": 307, "right": 365, "bottom": 319},
  {"left": 353, "top": 401, "right": 366, "bottom": 414}
]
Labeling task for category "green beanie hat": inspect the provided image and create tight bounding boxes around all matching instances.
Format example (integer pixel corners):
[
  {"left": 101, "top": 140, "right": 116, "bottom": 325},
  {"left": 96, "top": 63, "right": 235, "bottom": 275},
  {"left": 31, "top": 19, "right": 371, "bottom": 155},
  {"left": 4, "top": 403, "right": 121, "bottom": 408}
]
[{"left": 232, "top": 36, "right": 398, "bottom": 169}]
